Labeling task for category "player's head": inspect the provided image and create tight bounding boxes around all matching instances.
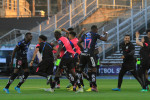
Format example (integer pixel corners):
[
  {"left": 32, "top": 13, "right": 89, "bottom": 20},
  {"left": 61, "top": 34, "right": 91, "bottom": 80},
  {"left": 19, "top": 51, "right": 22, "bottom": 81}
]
[
  {"left": 69, "top": 31, "right": 76, "bottom": 40},
  {"left": 25, "top": 32, "right": 32, "bottom": 42},
  {"left": 38, "top": 35, "right": 47, "bottom": 43},
  {"left": 124, "top": 35, "right": 130, "bottom": 43},
  {"left": 146, "top": 29, "right": 150, "bottom": 39},
  {"left": 91, "top": 25, "right": 98, "bottom": 33},
  {"left": 54, "top": 31, "right": 61, "bottom": 40},
  {"left": 67, "top": 28, "right": 74, "bottom": 32}
]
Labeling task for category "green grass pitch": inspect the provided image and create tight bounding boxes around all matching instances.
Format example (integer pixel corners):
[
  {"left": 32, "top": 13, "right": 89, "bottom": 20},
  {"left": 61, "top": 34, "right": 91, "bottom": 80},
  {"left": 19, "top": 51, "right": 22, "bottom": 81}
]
[{"left": 0, "top": 78, "right": 150, "bottom": 100}]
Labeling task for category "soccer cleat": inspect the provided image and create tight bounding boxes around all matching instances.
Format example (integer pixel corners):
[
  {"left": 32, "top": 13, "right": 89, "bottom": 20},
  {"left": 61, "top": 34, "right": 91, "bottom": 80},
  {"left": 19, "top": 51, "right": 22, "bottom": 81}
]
[
  {"left": 44, "top": 88, "right": 54, "bottom": 92},
  {"left": 15, "top": 87, "right": 21, "bottom": 93},
  {"left": 55, "top": 84, "right": 60, "bottom": 89},
  {"left": 112, "top": 88, "right": 121, "bottom": 91},
  {"left": 141, "top": 89, "right": 148, "bottom": 92},
  {"left": 91, "top": 87, "right": 98, "bottom": 92},
  {"left": 86, "top": 87, "right": 92, "bottom": 92},
  {"left": 68, "top": 86, "right": 73, "bottom": 91},
  {"left": 75, "top": 88, "right": 84, "bottom": 93},
  {"left": 3, "top": 88, "right": 9, "bottom": 94}
]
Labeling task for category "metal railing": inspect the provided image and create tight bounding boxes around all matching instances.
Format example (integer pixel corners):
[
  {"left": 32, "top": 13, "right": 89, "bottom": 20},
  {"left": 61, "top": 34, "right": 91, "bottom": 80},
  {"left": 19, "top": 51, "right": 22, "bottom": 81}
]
[
  {"left": 0, "top": 29, "right": 29, "bottom": 47},
  {"left": 1, "top": 0, "right": 149, "bottom": 56},
  {"left": 97, "top": 0, "right": 150, "bottom": 60},
  {"left": 30, "top": 0, "right": 136, "bottom": 34}
]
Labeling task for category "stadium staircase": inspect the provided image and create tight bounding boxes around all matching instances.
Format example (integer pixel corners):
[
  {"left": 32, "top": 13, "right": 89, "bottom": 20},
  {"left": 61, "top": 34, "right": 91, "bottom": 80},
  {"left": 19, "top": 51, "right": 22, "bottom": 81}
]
[{"left": 100, "top": 34, "right": 146, "bottom": 66}]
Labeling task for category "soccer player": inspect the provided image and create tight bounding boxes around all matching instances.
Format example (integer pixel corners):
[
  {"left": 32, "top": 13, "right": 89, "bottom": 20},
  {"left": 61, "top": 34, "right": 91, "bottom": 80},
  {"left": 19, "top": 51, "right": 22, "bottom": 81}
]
[
  {"left": 112, "top": 35, "right": 143, "bottom": 91},
  {"left": 78, "top": 25, "right": 108, "bottom": 92},
  {"left": 53, "top": 30, "right": 83, "bottom": 93},
  {"left": 30, "top": 35, "right": 57, "bottom": 92},
  {"left": 3, "top": 32, "right": 32, "bottom": 94},
  {"left": 135, "top": 31, "right": 150, "bottom": 91},
  {"left": 68, "top": 31, "right": 82, "bottom": 90},
  {"left": 141, "top": 29, "right": 150, "bottom": 88}
]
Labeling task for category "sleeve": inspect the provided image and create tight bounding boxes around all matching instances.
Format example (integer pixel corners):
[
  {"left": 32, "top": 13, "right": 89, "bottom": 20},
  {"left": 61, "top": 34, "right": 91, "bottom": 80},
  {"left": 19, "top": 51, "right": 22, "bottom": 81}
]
[
  {"left": 96, "top": 33, "right": 102, "bottom": 40},
  {"left": 143, "top": 43, "right": 148, "bottom": 47},
  {"left": 58, "top": 40, "right": 63, "bottom": 46},
  {"left": 36, "top": 43, "right": 40, "bottom": 48},
  {"left": 17, "top": 41, "right": 23, "bottom": 48}
]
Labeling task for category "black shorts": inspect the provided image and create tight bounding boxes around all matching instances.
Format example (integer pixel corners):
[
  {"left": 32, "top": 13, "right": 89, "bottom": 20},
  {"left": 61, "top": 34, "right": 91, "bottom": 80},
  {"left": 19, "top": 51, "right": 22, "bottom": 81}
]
[
  {"left": 79, "top": 53, "right": 96, "bottom": 69},
  {"left": 59, "top": 57, "right": 75, "bottom": 70},
  {"left": 15, "top": 58, "right": 28, "bottom": 69},
  {"left": 37, "top": 59, "right": 54, "bottom": 75}
]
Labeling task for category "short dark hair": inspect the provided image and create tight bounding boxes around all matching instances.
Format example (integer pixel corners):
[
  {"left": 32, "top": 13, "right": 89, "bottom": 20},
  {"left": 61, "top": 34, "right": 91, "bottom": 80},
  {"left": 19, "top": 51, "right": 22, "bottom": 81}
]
[
  {"left": 124, "top": 34, "right": 130, "bottom": 37},
  {"left": 25, "top": 32, "right": 31, "bottom": 37},
  {"left": 39, "top": 35, "right": 47, "bottom": 41},
  {"left": 69, "top": 31, "right": 76, "bottom": 37},
  {"left": 91, "top": 25, "right": 98, "bottom": 30},
  {"left": 67, "top": 28, "right": 74, "bottom": 32},
  {"left": 146, "top": 29, "right": 150, "bottom": 34},
  {"left": 54, "top": 31, "right": 61, "bottom": 37}
]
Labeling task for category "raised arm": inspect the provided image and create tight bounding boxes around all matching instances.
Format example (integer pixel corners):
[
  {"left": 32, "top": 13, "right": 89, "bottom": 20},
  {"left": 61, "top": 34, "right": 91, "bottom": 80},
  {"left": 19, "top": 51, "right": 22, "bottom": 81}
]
[
  {"left": 100, "top": 31, "right": 108, "bottom": 41},
  {"left": 77, "top": 28, "right": 86, "bottom": 39},
  {"left": 136, "top": 31, "right": 144, "bottom": 47},
  {"left": 77, "top": 38, "right": 83, "bottom": 51}
]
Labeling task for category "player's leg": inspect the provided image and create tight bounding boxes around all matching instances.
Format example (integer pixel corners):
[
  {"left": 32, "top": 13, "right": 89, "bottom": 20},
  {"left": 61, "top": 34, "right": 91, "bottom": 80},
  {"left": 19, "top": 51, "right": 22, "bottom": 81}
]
[
  {"left": 75, "top": 55, "right": 87, "bottom": 92},
  {"left": 45, "top": 61, "right": 55, "bottom": 92},
  {"left": 130, "top": 69, "right": 143, "bottom": 88},
  {"left": 88, "top": 55, "right": 98, "bottom": 92},
  {"left": 112, "top": 68, "right": 127, "bottom": 91},
  {"left": 85, "top": 70, "right": 93, "bottom": 91},
  {"left": 145, "top": 69, "right": 150, "bottom": 88},
  {"left": 3, "top": 68, "right": 20, "bottom": 93},
  {"left": 15, "top": 68, "right": 29, "bottom": 93},
  {"left": 139, "top": 67, "right": 147, "bottom": 91}
]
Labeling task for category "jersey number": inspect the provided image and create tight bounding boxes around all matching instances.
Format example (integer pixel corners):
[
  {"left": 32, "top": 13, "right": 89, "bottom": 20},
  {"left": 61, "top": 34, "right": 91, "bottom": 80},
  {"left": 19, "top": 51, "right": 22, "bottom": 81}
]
[{"left": 84, "top": 39, "right": 91, "bottom": 49}]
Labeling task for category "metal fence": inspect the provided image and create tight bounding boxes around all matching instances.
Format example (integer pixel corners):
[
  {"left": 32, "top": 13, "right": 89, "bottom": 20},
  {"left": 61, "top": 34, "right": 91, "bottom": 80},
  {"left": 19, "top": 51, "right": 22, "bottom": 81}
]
[
  {"left": 1, "top": 0, "right": 150, "bottom": 59},
  {"left": 97, "top": 0, "right": 150, "bottom": 59}
]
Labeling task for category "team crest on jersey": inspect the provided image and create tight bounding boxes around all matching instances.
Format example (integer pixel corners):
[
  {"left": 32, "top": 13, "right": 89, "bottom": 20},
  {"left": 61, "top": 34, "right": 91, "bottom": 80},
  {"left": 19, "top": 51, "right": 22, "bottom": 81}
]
[
  {"left": 126, "top": 46, "right": 128, "bottom": 49},
  {"left": 18, "top": 60, "right": 22, "bottom": 66}
]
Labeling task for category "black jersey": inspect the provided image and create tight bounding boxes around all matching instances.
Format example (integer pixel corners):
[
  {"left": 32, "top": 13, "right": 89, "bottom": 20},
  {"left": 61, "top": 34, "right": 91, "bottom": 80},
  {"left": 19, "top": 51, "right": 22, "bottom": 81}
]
[
  {"left": 81, "top": 32, "right": 102, "bottom": 55},
  {"left": 140, "top": 42, "right": 150, "bottom": 61},
  {"left": 36, "top": 42, "right": 54, "bottom": 60},
  {"left": 120, "top": 42, "right": 135, "bottom": 62},
  {"left": 16, "top": 39, "right": 30, "bottom": 59}
]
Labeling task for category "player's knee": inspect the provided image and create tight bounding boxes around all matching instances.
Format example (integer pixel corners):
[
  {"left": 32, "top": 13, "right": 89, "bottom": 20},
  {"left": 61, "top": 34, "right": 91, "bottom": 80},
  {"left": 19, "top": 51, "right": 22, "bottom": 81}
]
[
  {"left": 24, "top": 72, "right": 30, "bottom": 79},
  {"left": 10, "top": 73, "right": 18, "bottom": 80}
]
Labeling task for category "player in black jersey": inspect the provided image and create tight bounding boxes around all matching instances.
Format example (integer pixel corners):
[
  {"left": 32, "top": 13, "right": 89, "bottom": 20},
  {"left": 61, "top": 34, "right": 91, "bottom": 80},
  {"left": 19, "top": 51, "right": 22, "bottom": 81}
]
[
  {"left": 30, "top": 35, "right": 57, "bottom": 92},
  {"left": 78, "top": 25, "right": 108, "bottom": 92},
  {"left": 112, "top": 35, "right": 143, "bottom": 91},
  {"left": 136, "top": 31, "right": 150, "bottom": 92},
  {"left": 3, "top": 32, "right": 32, "bottom": 94}
]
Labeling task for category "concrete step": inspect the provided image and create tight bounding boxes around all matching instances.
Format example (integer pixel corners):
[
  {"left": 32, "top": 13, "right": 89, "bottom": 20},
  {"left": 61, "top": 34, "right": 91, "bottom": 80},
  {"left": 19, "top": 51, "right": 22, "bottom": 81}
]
[
  {"left": 101, "top": 60, "right": 123, "bottom": 64},
  {"left": 115, "top": 50, "right": 139, "bottom": 54},
  {"left": 103, "top": 59, "right": 123, "bottom": 61},
  {"left": 112, "top": 53, "right": 139, "bottom": 56}
]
